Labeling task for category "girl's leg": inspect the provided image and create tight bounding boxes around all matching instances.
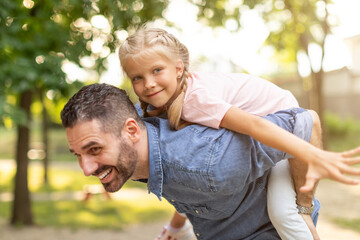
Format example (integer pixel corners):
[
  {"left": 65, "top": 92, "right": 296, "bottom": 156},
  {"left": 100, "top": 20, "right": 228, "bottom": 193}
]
[
  {"left": 267, "top": 159, "right": 314, "bottom": 240},
  {"left": 155, "top": 210, "right": 196, "bottom": 240},
  {"left": 170, "top": 211, "right": 187, "bottom": 228}
]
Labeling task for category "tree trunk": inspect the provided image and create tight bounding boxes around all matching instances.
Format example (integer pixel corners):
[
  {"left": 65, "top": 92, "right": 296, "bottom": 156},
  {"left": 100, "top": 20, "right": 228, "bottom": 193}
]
[
  {"left": 39, "top": 91, "right": 49, "bottom": 184},
  {"left": 11, "top": 90, "right": 33, "bottom": 225},
  {"left": 309, "top": 70, "right": 327, "bottom": 147}
]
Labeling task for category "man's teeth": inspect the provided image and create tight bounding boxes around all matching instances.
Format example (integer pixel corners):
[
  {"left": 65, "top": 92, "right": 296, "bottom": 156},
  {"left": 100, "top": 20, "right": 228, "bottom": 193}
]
[{"left": 99, "top": 169, "right": 112, "bottom": 180}]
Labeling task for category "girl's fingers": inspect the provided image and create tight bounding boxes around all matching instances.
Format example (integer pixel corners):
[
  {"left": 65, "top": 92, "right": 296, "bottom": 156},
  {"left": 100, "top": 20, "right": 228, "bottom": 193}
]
[
  {"left": 306, "top": 163, "right": 359, "bottom": 190},
  {"left": 339, "top": 164, "right": 360, "bottom": 176},
  {"left": 335, "top": 175, "right": 359, "bottom": 185},
  {"left": 341, "top": 147, "right": 360, "bottom": 158},
  {"left": 328, "top": 168, "right": 359, "bottom": 185},
  {"left": 342, "top": 156, "right": 360, "bottom": 165},
  {"left": 301, "top": 147, "right": 360, "bottom": 192}
]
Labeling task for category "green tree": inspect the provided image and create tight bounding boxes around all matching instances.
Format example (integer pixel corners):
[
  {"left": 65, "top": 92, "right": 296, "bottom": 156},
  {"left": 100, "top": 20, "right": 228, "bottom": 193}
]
[
  {"left": 263, "top": 0, "right": 331, "bottom": 126},
  {"left": 190, "top": 0, "right": 333, "bottom": 125},
  {"left": 0, "top": 0, "right": 168, "bottom": 225}
]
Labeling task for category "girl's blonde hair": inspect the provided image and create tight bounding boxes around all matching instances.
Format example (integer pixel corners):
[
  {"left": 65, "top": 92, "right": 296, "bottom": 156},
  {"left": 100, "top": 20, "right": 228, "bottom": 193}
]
[{"left": 119, "top": 27, "right": 190, "bottom": 130}]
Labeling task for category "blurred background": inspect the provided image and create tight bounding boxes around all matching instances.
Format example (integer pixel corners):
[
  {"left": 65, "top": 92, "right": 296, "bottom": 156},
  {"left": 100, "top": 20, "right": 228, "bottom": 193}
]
[{"left": 1, "top": 0, "right": 360, "bottom": 239}]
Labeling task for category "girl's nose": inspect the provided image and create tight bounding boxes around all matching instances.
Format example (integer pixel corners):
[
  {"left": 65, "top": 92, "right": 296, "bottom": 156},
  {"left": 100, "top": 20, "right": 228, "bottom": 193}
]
[{"left": 144, "top": 77, "right": 156, "bottom": 89}]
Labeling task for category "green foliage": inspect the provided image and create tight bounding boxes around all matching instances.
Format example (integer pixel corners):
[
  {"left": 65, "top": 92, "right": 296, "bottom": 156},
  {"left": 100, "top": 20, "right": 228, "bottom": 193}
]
[
  {"left": 327, "top": 131, "right": 360, "bottom": 152},
  {"left": 1, "top": 0, "right": 71, "bottom": 126},
  {"left": 120, "top": 78, "right": 139, "bottom": 104},
  {"left": 0, "top": 0, "right": 170, "bottom": 125},
  {"left": 324, "top": 112, "right": 360, "bottom": 152},
  {"left": 324, "top": 112, "right": 360, "bottom": 137},
  {"left": 189, "top": 0, "right": 265, "bottom": 30}
]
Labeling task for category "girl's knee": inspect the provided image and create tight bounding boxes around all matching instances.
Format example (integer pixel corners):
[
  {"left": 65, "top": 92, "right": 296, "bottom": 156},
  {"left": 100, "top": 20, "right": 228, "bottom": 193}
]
[
  {"left": 306, "top": 109, "right": 323, "bottom": 147},
  {"left": 307, "top": 110, "right": 322, "bottom": 133}
]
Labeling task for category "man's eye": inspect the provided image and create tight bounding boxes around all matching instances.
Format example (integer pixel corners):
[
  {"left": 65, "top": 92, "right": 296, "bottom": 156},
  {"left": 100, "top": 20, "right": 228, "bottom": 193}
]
[{"left": 89, "top": 147, "right": 101, "bottom": 155}]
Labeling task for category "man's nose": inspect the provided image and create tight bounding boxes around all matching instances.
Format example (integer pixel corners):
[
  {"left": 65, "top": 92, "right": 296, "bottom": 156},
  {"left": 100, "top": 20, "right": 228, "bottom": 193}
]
[{"left": 80, "top": 156, "right": 99, "bottom": 177}]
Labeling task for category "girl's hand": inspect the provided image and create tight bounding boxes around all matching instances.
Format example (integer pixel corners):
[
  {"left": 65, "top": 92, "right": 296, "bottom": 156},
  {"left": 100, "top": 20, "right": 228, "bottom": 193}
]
[{"left": 300, "top": 147, "right": 360, "bottom": 192}]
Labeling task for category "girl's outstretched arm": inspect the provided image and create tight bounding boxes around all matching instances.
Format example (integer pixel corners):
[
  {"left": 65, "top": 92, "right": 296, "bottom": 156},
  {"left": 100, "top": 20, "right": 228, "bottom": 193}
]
[{"left": 220, "top": 106, "right": 360, "bottom": 190}]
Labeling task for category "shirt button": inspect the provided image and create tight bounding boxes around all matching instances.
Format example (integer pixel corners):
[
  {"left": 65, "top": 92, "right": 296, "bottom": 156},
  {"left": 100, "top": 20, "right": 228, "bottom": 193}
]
[
  {"left": 195, "top": 210, "right": 199, "bottom": 214},
  {"left": 196, "top": 233, "right": 200, "bottom": 237},
  {"left": 171, "top": 200, "right": 175, "bottom": 202}
]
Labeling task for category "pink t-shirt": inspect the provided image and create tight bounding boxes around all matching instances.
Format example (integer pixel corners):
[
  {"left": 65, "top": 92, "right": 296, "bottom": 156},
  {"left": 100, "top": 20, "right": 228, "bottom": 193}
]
[{"left": 181, "top": 72, "right": 299, "bottom": 129}]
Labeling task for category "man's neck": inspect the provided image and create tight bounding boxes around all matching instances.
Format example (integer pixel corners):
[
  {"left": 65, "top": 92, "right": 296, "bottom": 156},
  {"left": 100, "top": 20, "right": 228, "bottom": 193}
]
[{"left": 130, "top": 126, "right": 149, "bottom": 180}]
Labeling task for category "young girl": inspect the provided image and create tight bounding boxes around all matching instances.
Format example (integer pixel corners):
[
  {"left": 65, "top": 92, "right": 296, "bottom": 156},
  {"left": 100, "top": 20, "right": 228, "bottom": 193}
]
[{"left": 118, "top": 27, "right": 321, "bottom": 240}]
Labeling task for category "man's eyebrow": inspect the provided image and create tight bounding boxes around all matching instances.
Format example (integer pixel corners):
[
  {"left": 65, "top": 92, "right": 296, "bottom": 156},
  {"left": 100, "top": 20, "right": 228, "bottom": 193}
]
[
  {"left": 81, "top": 141, "right": 99, "bottom": 151},
  {"left": 68, "top": 141, "right": 99, "bottom": 154}
]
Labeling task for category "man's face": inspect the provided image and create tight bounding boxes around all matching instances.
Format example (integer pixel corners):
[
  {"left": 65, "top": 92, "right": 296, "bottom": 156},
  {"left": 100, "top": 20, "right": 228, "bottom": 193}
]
[{"left": 66, "top": 120, "right": 138, "bottom": 192}]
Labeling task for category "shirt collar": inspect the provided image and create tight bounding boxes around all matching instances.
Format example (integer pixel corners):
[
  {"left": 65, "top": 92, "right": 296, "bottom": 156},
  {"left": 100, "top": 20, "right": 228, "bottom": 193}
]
[{"left": 144, "top": 121, "right": 163, "bottom": 200}]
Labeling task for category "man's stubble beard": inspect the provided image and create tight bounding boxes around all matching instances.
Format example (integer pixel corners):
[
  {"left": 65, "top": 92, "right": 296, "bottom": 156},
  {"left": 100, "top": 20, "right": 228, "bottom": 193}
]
[{"left": 102, "top": 141, "right": 138, "bottom": 192}]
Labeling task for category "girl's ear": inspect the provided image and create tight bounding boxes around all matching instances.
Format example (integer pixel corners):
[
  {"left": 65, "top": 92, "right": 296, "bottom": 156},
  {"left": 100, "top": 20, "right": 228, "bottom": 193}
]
[{"left": 176, "top": 59, "right": 184, "bottom": 77}]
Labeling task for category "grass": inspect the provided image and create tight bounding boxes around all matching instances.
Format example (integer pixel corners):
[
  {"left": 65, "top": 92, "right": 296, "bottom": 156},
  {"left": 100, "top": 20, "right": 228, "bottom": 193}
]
[
  {"left": 0, "top": 198, "right": 173, "bottom": 230},
  {"left": 322, "top": 125, "right": 360, "bottom": 234},
  {"left": 333, "top": 218, "right": 360, "bottom": 233},
  {"left": 0, "top": 163, "right": 171, "bottom": 229}
]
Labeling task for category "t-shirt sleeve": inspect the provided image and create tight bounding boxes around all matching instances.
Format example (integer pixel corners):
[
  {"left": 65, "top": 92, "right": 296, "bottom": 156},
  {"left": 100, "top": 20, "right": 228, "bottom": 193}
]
[{"left": 182, "top": 87, "right": 232, "bottom": 129}]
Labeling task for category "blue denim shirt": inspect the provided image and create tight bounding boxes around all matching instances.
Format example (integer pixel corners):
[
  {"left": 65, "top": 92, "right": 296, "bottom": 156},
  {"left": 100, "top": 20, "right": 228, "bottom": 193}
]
[{"left": 143, "top": 108, "right": 313, "bottom": 240}]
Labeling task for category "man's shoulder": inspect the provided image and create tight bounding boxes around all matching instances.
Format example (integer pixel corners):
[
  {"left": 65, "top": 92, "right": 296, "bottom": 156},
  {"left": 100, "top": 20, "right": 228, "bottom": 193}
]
[
  {"left": 135, "top": 103, "right": 143, "bottom": 116},
  {"left": 146, "top": 118, "right": 230, "bottom": 140}
]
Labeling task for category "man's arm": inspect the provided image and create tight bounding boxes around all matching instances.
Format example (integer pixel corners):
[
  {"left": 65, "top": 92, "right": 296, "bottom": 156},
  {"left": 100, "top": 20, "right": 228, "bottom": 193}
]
[
  {"left": 291, "top": 109, "right": 323, "bottom": 205},
  {"left": 289, "top": 158, "right": 320, "bottom": 240},
  {"left": 289, "top": 110, "right": 322, "bottom": 240}
]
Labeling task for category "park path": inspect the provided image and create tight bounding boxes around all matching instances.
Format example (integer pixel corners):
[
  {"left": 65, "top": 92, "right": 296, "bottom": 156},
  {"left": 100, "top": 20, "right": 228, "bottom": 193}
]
[{"left": 1, "top": 160, "right": 360, "bottom": 239}]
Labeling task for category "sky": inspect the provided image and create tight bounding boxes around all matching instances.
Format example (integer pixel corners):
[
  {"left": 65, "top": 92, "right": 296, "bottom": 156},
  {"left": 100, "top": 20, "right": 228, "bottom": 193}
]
[{"left": 97, "top": 0, "right": 360, "bottom": 85}]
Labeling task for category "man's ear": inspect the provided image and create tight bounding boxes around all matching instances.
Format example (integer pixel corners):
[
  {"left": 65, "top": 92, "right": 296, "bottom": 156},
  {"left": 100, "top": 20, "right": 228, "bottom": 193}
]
[
  {"left": 176, "top": 59, "right": 184, "bottom": 77},
  {"left": 122, "top": 118, "right": 141, "bottom": 143}
]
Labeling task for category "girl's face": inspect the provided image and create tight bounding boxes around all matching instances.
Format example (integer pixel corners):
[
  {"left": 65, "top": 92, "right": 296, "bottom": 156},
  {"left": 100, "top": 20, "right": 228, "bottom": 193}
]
[{"left": 124, "top": 52, "right": 183, "bottom": 108}]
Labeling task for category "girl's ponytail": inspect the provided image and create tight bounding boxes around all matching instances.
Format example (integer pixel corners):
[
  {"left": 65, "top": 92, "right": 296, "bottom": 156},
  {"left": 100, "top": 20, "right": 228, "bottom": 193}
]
[
  {"left": 167, "top": 70, "right": 189, "bottom": 130},
  {"left": 141, "top": 99, "right": 165, "bottom": 118},
  {"left": 140, "top": 100, "right": 149, "bottom": 117}
]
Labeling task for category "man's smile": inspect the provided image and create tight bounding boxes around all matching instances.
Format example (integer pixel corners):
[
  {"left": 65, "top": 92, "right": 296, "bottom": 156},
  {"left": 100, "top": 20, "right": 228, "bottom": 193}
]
[
  {"left": 99, "top": 168, "right": 112, "bottom": 180},
  {"left": 94, "top": 167, "right": 115, "bottom": 183}
]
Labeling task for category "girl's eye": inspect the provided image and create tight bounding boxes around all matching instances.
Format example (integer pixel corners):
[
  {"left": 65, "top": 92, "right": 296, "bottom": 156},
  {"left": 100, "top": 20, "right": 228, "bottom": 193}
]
[
  {"left": 154, "top": 68, "right": 162, "bottom": 74},
  {"left": 132, "top": 76, "right": 141, "bottom": 82}
]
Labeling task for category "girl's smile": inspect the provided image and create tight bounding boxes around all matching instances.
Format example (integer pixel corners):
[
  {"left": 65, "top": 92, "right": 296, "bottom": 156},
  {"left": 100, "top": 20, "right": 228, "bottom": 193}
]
[{"left": 146, "top": 88, "right": 165, "bottom": 98}]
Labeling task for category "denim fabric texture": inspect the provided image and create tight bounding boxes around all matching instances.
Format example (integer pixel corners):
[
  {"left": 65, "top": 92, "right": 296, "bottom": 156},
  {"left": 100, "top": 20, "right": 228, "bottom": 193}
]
[{"left": 143, "top": 107, "right": 319, "bottom": 240}]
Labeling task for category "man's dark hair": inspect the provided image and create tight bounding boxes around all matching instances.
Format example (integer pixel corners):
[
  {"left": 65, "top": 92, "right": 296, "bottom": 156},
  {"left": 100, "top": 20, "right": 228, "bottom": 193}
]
[{"left": 61, "top": 83, "right": 144, "bottom": 135}]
